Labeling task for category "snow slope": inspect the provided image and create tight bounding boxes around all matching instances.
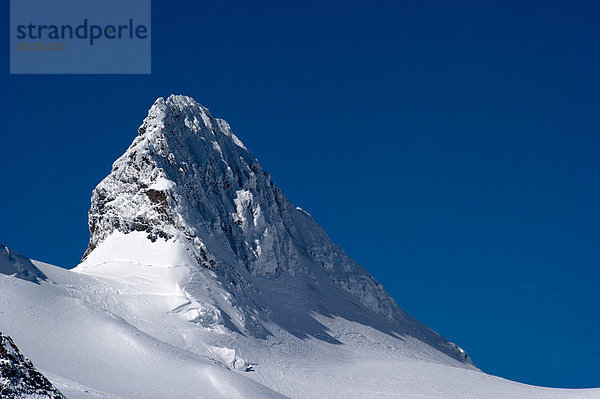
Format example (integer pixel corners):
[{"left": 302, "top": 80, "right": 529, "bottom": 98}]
[
  {"left": 0, "top": 95, "right": 598, "bottom": 398},
  {"left": 0, "top": 255, "right": 285, "bottom": 399},
  {"left": 1, "top": 253, "right": 598, "bottom": 398}
]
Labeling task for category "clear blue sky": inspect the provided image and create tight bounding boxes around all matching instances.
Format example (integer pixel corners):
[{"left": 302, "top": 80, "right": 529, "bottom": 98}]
[{"left": 1, "top": 0, "right": 598, "bottom": 389}]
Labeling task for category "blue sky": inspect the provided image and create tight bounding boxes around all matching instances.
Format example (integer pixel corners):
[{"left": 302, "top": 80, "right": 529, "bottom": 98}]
[{"left": 1, "top": 0, "right": 598, "bottom": 389}]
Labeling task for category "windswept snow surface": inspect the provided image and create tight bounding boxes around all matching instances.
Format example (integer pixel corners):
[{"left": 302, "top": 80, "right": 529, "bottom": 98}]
[
  {"left": 0, "top": 96, "right": 598, "bottom": 398},
  {"left": 1, "top": 254, "right": 284, "bottom": 399},
  {"left": 1, "top": 254, "right": 598, "bottom": 398}
]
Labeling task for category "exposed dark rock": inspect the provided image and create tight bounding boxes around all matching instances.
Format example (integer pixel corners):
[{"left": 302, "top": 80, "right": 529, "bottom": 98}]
[
  {"left": 145, "top": 189, "right": 168, "bottom": 206},
  {"left": 0, "top": 332, "right": 65, "bottom": 399}
]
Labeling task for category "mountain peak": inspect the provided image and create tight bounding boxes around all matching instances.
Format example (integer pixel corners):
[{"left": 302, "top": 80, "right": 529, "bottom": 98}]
[
  {"left": 80, "top": 95, "right": 472, "bottom": 364},
  {"left": 140, "top": 95, "right": 247, "bottom": 149},
  {"left": 84, "top": 95, "right": 254, "bottom": 261}
]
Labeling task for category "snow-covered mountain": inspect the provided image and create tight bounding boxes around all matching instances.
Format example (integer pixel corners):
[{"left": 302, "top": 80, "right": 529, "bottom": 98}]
[
  {"left": 0, "top": 95, "right": 598, "bottom": 398},
  {"left": 81, "top": 95, "right": 469, "bottom": 363}
]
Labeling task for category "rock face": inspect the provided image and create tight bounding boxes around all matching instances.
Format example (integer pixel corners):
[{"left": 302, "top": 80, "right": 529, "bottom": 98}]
[
  {"left": 0, "top": 333, "right": 65, "bottom": 399},
  {"left": 82, "top": 95, "right": 471, "bottom": 363}
]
